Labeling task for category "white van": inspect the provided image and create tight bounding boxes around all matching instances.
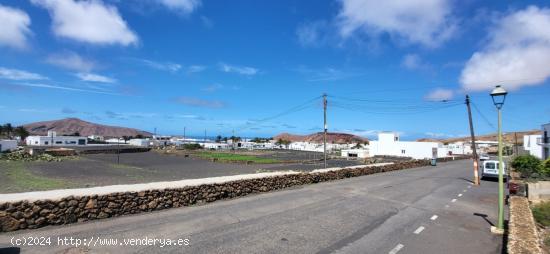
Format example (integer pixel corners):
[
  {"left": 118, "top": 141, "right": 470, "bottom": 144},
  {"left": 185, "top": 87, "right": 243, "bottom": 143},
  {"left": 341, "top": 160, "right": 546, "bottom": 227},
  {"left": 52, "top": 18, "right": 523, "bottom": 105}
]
[{"left": 481, "top": 160, "right": 506, "bottom": 179}]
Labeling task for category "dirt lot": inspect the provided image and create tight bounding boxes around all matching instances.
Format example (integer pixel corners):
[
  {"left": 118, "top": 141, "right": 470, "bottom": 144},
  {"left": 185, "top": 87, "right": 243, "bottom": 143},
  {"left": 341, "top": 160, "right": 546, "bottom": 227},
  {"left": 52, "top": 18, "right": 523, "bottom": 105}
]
[{"left": 0, "top": 150, "right": 365, "bottom": 194}]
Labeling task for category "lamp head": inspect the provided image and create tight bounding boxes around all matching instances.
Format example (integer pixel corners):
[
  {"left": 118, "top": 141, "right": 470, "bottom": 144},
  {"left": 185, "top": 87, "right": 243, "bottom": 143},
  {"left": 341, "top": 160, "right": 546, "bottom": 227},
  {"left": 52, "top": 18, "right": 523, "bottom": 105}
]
[{"left": 490, "top": 85, "right": 507, "bottom": 109}]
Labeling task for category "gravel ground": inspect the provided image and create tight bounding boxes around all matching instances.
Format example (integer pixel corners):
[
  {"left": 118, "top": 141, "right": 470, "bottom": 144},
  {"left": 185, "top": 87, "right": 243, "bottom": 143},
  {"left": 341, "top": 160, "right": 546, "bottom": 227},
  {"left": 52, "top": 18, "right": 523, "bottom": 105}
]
[{"left": 1, "top": 150, "right": 367, "bottom": 193}]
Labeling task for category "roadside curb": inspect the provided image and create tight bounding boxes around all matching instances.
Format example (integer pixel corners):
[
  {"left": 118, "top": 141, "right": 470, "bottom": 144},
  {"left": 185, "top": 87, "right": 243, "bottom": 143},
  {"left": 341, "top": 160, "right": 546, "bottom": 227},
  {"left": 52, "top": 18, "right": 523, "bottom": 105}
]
[{"left": 507, "top": 196, "right": 543, "bottom": 254}]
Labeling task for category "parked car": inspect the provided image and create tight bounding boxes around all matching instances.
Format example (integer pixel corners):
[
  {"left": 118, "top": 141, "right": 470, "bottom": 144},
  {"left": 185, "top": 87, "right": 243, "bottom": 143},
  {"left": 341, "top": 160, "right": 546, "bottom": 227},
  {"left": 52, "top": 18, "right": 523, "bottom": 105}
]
[
  {"left": 479, "top": 154, "right": 490, "bottom": 161},
  {"left": 481, "top": 160, "right": 506, "bottom": 179}
]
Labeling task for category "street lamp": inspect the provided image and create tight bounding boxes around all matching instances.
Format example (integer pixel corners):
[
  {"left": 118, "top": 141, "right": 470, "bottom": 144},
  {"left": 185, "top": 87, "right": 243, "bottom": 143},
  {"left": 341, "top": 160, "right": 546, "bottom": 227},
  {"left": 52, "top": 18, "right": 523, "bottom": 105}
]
[{"left": 490, "top": 85, "right": 507, "bottom": 233}]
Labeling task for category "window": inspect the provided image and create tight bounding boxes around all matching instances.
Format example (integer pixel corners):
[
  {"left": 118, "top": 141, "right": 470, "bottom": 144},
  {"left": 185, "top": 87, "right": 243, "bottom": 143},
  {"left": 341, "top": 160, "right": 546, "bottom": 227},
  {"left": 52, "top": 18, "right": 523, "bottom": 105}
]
[
  {"left": 395, "top": 137, "right": 399, "bottom": 141},
  {"left": 401, "top": 150, "right": 406, "bottom": 154},
  {"left": 45, "top": 141, "right": 49, "bottom": 145},
  {"left": 55, "top": 141, "right": 62, "bottom": 144}
]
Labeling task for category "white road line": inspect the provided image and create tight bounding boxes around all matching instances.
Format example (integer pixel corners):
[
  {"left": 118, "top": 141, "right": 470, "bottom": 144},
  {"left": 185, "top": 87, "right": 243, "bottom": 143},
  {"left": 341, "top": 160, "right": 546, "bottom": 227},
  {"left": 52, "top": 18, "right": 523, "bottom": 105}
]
[
  {"left": 458, "top": 193, "right": 463, "bottom": 197},
  {"left": 467, "top": 186, "right": 472, "bottom": 189},
  {"left": 445, "top": 204, "right": 450, "bottom": 208},
  {"left": 413, "top": 226, "right": 425, "bottom": 234},
  {"left": 430, "top": 215, "right": 438, "bottom": 221},
  {"left": 463, "top": 190, "right": 467, "bottom": 192},
  {"left": 451, "top": 199, "right": 457, "bottom": 202},
  {"left": 389, "top": 244, "right": 404, "bottom": 254}
]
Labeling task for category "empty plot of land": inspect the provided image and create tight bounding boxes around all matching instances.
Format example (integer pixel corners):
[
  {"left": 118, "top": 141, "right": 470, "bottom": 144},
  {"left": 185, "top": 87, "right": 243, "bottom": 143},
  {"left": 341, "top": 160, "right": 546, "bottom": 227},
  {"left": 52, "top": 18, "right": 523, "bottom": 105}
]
[{"left": 0, "top": 150, "right": 365, "bottom": 194}]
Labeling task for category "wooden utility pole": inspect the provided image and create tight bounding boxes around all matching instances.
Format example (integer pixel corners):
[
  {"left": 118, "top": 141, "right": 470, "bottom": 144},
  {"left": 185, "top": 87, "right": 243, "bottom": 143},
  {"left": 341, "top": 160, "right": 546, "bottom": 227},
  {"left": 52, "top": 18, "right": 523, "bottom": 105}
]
[
  {"left": 514, "top": 132, "right": 518, "bottom": 156},
  {"left": 323, "top": 93, "right": 327, "bottom": 169},
  {"left": 465, "top": 95, "right": 480, "bottom": 185}
]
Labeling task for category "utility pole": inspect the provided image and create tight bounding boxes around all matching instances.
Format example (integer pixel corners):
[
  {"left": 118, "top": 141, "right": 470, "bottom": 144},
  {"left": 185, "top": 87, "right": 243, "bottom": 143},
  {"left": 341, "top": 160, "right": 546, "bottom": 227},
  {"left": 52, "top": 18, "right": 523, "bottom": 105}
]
[
  {"left": 154, "top": 127, "right": 157, "bottom": 136},
  {"left": 204, "top": 129, "right": 207, "bottom": 143},
  {"left": 183, "top": 127, "right": 186, "bottom": 143},
  {"left": 514, "top": 132, "right": 518, "bottom": 156},
  {"left": 323, "top": 93, "right": 327, "bottom": 169},
  {"left": 465, "top": 95, "right": 480, "bottom": 185}
]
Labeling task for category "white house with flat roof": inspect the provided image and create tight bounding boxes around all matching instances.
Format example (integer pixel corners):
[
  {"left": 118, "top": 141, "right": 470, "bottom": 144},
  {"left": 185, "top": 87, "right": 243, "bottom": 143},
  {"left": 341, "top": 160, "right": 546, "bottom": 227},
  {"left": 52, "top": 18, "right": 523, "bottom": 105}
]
[
  {"left": 369, "top": 132, "right": 448, "bottom": 159},
  {"left": 26, "top": 131, "right": 87, "bottom": 146},
  {"left": 0, "top": 140, "right": 17, "bottom": 152},
  {"left": 524, "top": 134, "right": 543, "bottom": 159}
]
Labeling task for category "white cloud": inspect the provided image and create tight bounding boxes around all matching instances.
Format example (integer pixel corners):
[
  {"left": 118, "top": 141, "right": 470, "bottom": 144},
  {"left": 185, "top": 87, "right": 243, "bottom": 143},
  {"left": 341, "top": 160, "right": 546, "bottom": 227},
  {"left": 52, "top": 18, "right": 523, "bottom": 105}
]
[
  {"left": 31, "top": 0, "right": 138, "bottom": 46},
  {"left": 460, "top": 6, "right": 550, "bottom": 91},
  {"left": 294, "top": 66, "right": 361, "bottom": 82},
  {"left": 187, "top": 65, "right": 206, "bottom": 73},
  {"left": 296, "top": 21, "right": 327, "bottom": 47},
  {"left": 0, "top": 67, "right": 47, "bottom": 80},
  {"left": 424, "top": 88, "right": 454, "bottom": 101},
  {"left": 134, "top": 58, "right": 182, "bottom": 72},
  {"left": 201, "top": 83, "right": 223, "bottom": 92},
  {"left": 46, "top": 51, "right": 95, "bottom": 72},
  {"left": 158, "top": 0, "right": 201, "bottom": 14},
  {"left": 0, "top": 4, "right": 32, "bottom": 49},
  {"left": 76, "top": 73, "right": 116, "bottom": 83},
  {"left": 219, "top": 63, "right": 258, "bottom": 76},
  {"left": 402, "top": 54, "right": 425, "bottom": 70},
  {"left": 336, "top": 0, "right": 456, "bottom": 47},
  {"left": 11, "top": 82, "right": 121, "bottom": 95}
]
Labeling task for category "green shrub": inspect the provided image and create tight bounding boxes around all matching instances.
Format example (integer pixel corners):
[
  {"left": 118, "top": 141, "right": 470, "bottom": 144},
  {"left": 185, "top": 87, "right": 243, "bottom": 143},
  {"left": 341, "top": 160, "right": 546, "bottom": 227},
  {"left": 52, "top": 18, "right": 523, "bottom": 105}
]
[
  {"left": 532, "top": 202, "right": 550, "bottom": 227},
  {"left": 511, "top": 155, "right": 542, "bottom": 178},
  {"left": 182, "top": 143, "right": 203, "bottom": 150},
  {"left": 541, "top": 159, "right": 550, "bottom": 177}
]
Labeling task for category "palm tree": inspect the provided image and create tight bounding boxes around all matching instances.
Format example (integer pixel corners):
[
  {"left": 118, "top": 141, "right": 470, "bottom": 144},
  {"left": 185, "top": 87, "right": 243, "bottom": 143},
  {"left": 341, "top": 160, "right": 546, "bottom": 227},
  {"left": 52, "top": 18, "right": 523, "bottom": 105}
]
[
  {"left": 3, "top": 123, "right": 13, "bottom": 138},
  {"left": 14, "top": 126, "right": 30, "bottom": 140}
]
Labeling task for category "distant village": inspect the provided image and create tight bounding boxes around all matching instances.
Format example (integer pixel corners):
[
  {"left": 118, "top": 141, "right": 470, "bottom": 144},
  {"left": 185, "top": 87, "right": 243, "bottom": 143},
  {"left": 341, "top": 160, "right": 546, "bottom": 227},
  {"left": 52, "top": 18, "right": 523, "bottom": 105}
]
[{"left": 1, "top": 118, "right": 548, "bottom": 161}]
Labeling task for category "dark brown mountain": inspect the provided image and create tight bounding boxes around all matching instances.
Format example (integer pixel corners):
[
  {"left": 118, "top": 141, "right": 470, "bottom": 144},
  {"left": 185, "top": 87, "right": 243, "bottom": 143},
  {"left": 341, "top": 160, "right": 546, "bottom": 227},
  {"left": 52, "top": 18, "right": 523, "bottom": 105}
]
[
  {"left": 274, "top": 132, "right": 369, "bottom": 144},
  {"left": 23, "top": 118, "right": 152, "bottom": 137},
  {"left": 417, "top": 130, "right": 540, "bottom": 145}
]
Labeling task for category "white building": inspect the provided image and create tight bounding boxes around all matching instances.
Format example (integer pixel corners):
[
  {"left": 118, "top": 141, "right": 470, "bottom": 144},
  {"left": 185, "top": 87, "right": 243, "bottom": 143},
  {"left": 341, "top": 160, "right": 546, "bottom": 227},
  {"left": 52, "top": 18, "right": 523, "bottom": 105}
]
[
  {"left": 129, "top": 138, "right": 150, "bottom": 147},
  {"left": 87, "top": 135, "right": 104, "bottom": 141},
  {"left": 26, "top": 131, "right": 87, "bottom": 146},
  {"left": 446, "top": 141, "right": 472, "bottom": 155},
  {"left": 541, "top": 123, "right": 550, "bottom": 160},
  {"left": 201, "top": 142, "right": 230, "bottom": 150},
  {"left": 0, "top": 140, "right": 17, "bottom": 152},
  {"left": 341, "top": 148, "right": 369, "bottom": 158},
  {"left": 524, "top": 134, "right": 543, "bottom": 159},
  {"left": 369, "top": 132, "right": 448, "bottom": 159}
]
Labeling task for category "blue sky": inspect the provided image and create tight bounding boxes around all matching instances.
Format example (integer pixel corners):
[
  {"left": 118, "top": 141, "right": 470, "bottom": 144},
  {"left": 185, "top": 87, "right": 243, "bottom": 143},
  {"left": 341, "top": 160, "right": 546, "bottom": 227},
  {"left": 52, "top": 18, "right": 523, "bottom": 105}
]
[{"left": 1, "top": 0, "right": 549, "bottom": 140}]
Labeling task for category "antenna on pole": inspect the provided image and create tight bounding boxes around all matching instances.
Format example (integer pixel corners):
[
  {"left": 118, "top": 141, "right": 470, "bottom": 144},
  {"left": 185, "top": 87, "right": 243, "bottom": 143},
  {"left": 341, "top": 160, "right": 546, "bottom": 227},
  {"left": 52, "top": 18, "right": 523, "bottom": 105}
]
[{"left": 323, "top": 93, "right": 327, "bottom": 169}]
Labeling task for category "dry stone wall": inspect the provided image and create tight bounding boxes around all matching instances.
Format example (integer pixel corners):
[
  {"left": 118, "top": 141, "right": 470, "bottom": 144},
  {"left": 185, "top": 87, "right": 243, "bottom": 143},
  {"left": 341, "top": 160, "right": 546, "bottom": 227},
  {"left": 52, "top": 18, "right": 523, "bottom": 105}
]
[{"left": 1, "top": 159, "right": 447, "bottom": 232}]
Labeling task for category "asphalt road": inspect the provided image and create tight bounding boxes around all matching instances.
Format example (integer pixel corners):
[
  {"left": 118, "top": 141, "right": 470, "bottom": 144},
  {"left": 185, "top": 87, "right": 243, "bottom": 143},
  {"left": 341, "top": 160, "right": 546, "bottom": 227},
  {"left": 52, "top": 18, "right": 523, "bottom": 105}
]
[{"left": 0, "top": 160, "right": 504, "bottom": 254}]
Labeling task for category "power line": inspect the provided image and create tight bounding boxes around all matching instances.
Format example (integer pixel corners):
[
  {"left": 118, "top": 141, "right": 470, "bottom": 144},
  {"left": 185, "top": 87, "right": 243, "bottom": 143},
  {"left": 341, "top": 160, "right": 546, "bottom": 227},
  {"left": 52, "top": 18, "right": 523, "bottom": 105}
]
[
  {"left": 470, "top": 100, "right": 497, "bottom": 131},
  {"left": 236, "top": 95, "right": 322, "bottom": 131}
]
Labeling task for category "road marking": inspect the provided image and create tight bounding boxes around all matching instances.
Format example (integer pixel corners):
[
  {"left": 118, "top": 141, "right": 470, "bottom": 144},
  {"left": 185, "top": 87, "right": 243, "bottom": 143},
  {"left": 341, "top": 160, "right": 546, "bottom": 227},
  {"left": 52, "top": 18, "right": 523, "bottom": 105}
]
[
  {"left": 430, "top": 215, "right": 438, "bottom": 221},
  {"left": 413, "top": 226, "right": 425, "bottom": 234},
  {"left": 467, "top": 186, "right": 472, "bottom": 189},
  {"left": 451, "top": 199, "right": 457, "bottom": 202},
  {"left": 389, "top": 244, "right": 404, "bottom": 254},
  {"left": 445, "top": 204, "right": 450, "bottom": 208},
  {"left": 458, "top": 193, "right": 463, "bottom": 197},
  {"left": 463, "top": 190, "right": 467, "bottom": 192}
]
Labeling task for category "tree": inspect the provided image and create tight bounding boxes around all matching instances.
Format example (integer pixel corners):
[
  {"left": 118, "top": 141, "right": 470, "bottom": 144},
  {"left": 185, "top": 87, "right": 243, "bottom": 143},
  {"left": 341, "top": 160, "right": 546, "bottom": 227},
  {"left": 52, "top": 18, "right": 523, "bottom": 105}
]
[
  {"left": 222, "top": 137, "right": 228, "bottom": 143},
  {"left": 511, "top": 154, "right": 541, "bottom": 178},
  {"left": 135, "top": 134, "right": 144, "bottom": 139},
  {"left": 122, "top": 136, "right": 131, "bottom": 143},
  {"left": 14, "top": 126, "right": 30, "bottom": 140},
  {"left": 215, "top": 135, "right": 222, "bottom": 143},
  {"left": 72, "top": 132, "right": 81, "bottom": 136},
  {"left": 3, "top": 123, "right": 13, "bottom": 138},
  {"left": 276, "top": 138, "right": 291, "bottom": 148}
]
